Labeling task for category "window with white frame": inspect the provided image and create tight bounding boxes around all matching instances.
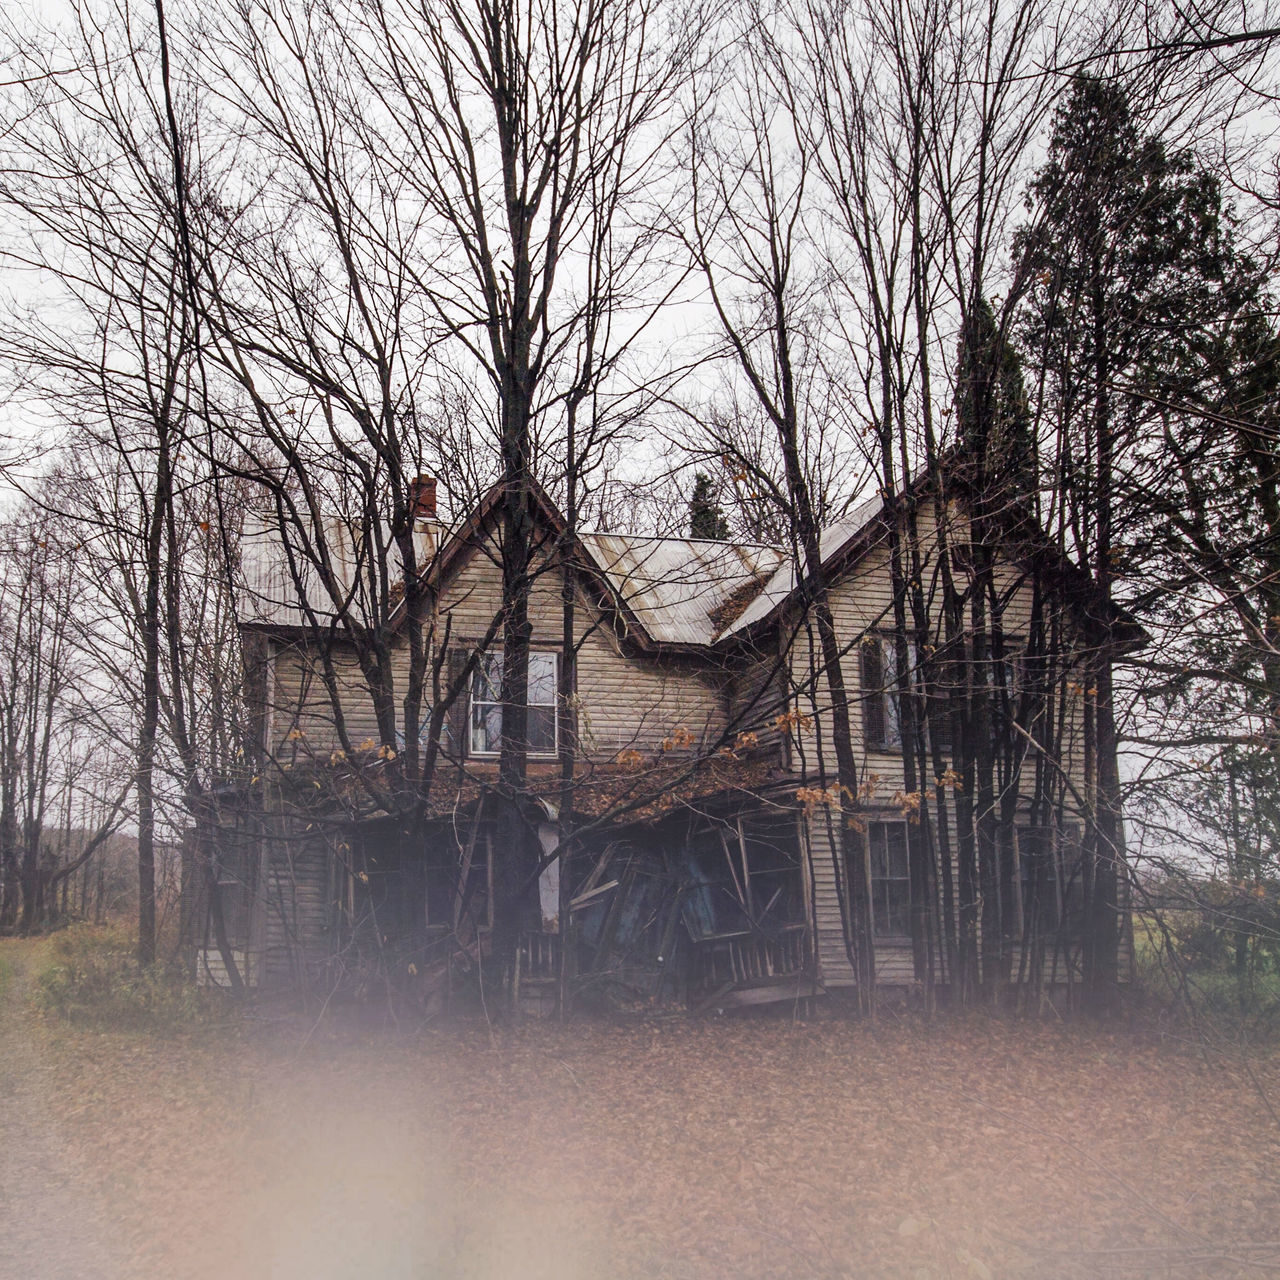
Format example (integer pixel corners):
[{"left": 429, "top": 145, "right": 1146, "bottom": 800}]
[
  {"left": 861, "top": 635, "right": 903, "bottom": 749},
  {"left": 864, "top": 632, "right": 1031, "bottom": 753},
  {"left": 469, "top": 651, "right": 558, "bottom": 756}
]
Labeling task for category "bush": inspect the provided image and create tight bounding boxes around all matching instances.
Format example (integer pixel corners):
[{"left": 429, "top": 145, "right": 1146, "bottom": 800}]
[
  {"left": 1134, "top": 909, "right": 1280, "bottom": 1041},
  {"left": 33, "top": 924, "right": 234, "bottom": 1033}
]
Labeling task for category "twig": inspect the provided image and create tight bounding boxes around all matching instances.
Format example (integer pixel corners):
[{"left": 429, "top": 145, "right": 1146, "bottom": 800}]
[{"left": 554, "top": 1056, "right": 581, "bottom": 1088}]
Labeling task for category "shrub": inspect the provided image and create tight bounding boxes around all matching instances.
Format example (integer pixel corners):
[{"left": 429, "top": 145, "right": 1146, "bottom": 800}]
[
  {"left": 33, "top": 924, "right": 234, "bottom": 1033},
  {"left": 1134, "top": 909, "right": 1280, "bottom": 1042}
]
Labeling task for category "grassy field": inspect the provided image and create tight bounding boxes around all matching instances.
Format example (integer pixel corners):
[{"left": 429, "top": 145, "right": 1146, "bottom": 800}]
[{"left": 5, "top": 928, "right": 1280, "bottom": 1280}]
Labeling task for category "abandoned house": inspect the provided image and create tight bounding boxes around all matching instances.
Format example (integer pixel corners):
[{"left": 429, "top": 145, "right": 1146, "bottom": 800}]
[{"left": 190, "top": 470, "right": 1140, "bottom": 1012}]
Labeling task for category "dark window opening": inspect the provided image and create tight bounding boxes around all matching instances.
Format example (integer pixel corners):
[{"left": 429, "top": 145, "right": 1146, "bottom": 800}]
[
  {"left": 352, "top": 824, "right": 493, "bottom": 953},
  {"left": 868, "top": 820, "right": 912, "bottom": 938},
  {"left": 423, "top": 827, "right": 492, "bottom": 933},
  {"left": 862, "top": 635, "right": 950, "bottom": 752},
  {"left": 680, "top": 817, "right": 803, "bottom": 942}
]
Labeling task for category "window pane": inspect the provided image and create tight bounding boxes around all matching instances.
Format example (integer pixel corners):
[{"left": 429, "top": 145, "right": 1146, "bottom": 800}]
[
  {"left": 527, "top": 705, "right": 557, "bottom": 753},
  {"left": 471, "top": 703, "right": 502, "bottom": 754},
  {"left": 473, "top": 654, "right": 502, "bottom": 702},
  {"left": 468, "top": 652, "right": 558, "bottom": 755},
  {"left": 473, "top": 652, "right": 557, "bottom": 703},
  {"left": 868, "top": 822, "right": 911, "bottom": 937},
  {"left": 885, "top": 888, "right": 910, "bottom": 936},
  {"left": 880, "top": 636, "right": 922, "bottom": 749},
  {"left": 870, "top": 826, "right": 888, "bottom": 878},
  {"left": 885, "top": 824, "right": 909, "bottom": 877},
  {"left": 679, "top": 836, "right": 750, "bottom": 938},
  {"left": 528, "top": 653, "right": 557, "bottom": 705},
  {"left": 881, "top": 638, "right": 901, "bottom": 746}
]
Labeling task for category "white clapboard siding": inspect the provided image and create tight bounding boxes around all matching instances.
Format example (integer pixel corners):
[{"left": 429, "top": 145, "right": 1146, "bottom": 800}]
[
  {"left": 195, "top": 948, "right": 261, "bottom": 988},
  {"left": 803, "top": 810, "right": 917, "bottom": 986},
  {"left": 574, "top": 630, "right": 728, "bottom": 755},
  {"left": 270, "top": 642, "right": 382, "bottom": 752},
  {"left": 785, "top": 530, "right": 1067, "bottom": 790},
  {"left": 266, "top": 535, "right": 731, "bottom": 758},
  {"left": 727, "top": 639, "right": 790, "bottom": 749}
]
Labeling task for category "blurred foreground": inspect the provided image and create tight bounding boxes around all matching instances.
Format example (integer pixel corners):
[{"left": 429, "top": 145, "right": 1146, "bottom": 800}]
[{"left": 2, "top": 931, "right": 1278, "bottom": 1280}]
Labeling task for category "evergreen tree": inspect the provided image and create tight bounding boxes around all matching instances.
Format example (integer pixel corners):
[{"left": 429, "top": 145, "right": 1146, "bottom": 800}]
[
  {"left": 688, "top": 472, "right": 731, "bottom": 540},
  {"left": 1015, "top": 74, "right": 1235, "bottom": 1003},
  {"left": 1167, "top": 301, "right": 1280, "bottom": 972},
  {"left": 1016, "top": 76, "right": 1232, "bottom": 579},
  {"left": 955, "top": 296, "right": 1035, "bottom": 512}
]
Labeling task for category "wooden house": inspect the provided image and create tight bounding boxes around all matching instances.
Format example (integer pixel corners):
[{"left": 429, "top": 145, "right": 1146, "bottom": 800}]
[{"left": 195, "top": 472, "right": 1140, "bottom": 1011}]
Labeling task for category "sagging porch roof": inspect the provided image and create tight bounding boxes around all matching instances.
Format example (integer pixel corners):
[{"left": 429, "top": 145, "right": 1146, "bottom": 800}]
[{"left": 232, "top": 752, "right": 793, "bottom": 829}]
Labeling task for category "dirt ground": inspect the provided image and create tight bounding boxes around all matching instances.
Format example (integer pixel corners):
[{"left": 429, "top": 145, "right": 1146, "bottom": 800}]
[{"left": 2, "top": 937, "right": 1279, "bottom": 1280}]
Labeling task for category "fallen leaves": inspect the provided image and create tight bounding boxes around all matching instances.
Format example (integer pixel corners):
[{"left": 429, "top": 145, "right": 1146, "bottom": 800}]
[{"left": 10, "top": 946, "right": 1280, "bottom": 1280}]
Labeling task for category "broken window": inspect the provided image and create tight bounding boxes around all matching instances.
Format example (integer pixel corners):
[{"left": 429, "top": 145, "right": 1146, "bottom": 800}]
[
  {"left": 861, "top": 636, "right": 906, "bottom": 750},
  {"left": 680, "top": 817, "right": 803, "bottom": 941},
  {"left": 353, "top": 822, "right": 492, "bottom": 948},
  {"left": 423, "top": 825, "right": 492, "bottom": 933},
  {"left": 570, "top": 841, "right": 675, "bottom": 975},
  {"left": 861, "top": 635, "right": 950, "bottom": 751}
]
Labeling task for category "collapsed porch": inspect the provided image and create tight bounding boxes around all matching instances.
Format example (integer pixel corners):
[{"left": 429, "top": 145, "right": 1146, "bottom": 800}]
[{"left": 191, "top": 779, "right": 821, "bottom": 1015}]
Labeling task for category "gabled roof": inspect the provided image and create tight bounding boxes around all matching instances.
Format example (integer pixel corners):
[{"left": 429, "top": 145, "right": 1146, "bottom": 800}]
[
  {"left": 425, "top": 481, "right": 785, "bottom": 648},
  {"left": 237, "top": 476, "right": 786, "bottom": 649},
  {"left": 237, "top": 472, "right": 1143, "bottom": 653},
  {"left": 237, "top": 477, "right": 889, "bottom": 647}
]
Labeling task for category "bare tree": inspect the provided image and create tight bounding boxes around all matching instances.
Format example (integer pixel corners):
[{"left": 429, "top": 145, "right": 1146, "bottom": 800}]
[
  {"left": 0, "top": 500, "right": 129, "bottom": 930},
  {"left": 0, "top": 1, "right": 247, "bottom": 966},
  {"left": 167, "top": 0, "right": 707, "bottom": 993},
  {"left": 671, "top": 13, "right": 884, "bottom": 1007}
]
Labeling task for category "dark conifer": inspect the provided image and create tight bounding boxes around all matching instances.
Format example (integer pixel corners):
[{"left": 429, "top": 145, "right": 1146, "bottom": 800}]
[{"left": 689, "top": 472, "right": 730, "bottom": 540}]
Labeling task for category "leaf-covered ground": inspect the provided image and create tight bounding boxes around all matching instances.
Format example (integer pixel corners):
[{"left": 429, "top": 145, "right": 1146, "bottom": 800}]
[{"left": 4, "top": 937, "right": 1279, "bottom": 1280}]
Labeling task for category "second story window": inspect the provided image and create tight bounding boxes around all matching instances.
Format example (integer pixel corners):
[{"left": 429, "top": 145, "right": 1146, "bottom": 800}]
[
  {"left": 470, "top": 651, "right": 558, "bottom": 757},
  {"left": 861, "top": 635, "right": 912, "bottom": 750},
  {"left": 861, "top": 634, "right": 952, "bottom": 753}
]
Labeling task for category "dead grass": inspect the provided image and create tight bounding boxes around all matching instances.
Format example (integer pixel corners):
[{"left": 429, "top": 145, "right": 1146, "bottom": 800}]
[
  {"left": 12, "top": 941, "right": 1280, "bottom": 1279},
  {"left": 32, "top": 922, "right": 235, "bottom": 1032}
]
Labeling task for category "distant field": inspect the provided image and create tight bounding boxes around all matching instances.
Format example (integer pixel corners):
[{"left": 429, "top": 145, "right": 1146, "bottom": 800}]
[{"left": 4, "top": 932, "right": 1279, "bottom": 1280}]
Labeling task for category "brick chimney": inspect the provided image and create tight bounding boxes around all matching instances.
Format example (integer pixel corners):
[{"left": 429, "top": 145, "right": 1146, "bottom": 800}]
[
  {"left": 408, "top": 474, "right": 438, "bottom": 563},
  {"left": 408, "top": 474, "right": 437, "bottom": 521}
]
